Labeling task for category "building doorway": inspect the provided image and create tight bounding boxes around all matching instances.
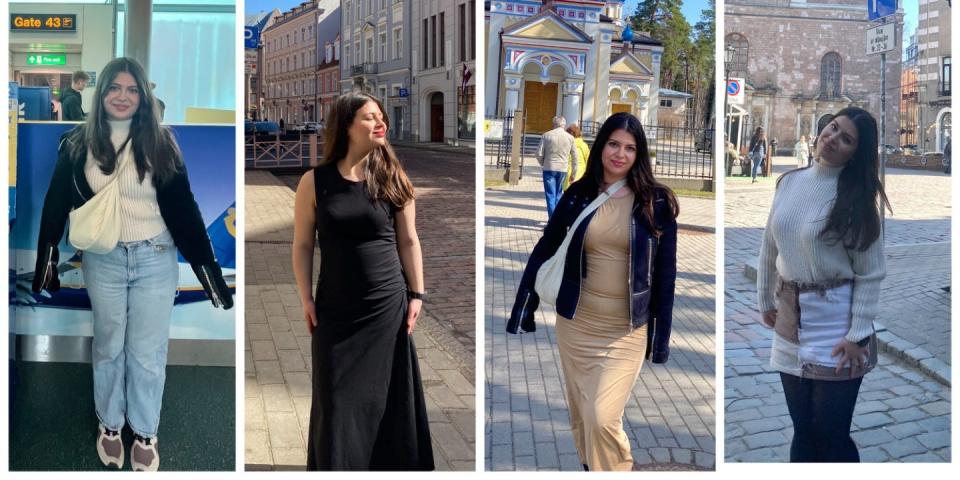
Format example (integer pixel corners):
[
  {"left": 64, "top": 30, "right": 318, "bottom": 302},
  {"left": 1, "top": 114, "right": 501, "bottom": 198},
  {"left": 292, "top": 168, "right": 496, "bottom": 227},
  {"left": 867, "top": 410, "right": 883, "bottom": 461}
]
[
  {"left": 523, "top": 81, "right": 558, "bottom": 134},
  {"left": 611, "top": 103, "right": 632, "bottom": 115},
  {"left": 430, "top": 92, "right": 444, "bottom": 142}
]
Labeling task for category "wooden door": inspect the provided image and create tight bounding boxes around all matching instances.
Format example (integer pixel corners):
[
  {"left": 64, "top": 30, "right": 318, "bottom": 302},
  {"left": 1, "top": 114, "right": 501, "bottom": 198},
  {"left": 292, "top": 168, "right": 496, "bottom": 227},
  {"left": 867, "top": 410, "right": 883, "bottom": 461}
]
[
  {"left": 523, "top": 81, "right": 558, "bottom": 134},
  {"left": 611, "top": 103, "right": 632, "bottom": 115}
]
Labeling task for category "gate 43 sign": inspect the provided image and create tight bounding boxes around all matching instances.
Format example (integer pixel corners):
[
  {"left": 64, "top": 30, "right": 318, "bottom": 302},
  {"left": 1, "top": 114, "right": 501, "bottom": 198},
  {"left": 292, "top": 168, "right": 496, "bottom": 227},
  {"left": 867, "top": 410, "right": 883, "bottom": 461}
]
[{"left": 726, "top": 77, "right": 744, "bottom": 105}]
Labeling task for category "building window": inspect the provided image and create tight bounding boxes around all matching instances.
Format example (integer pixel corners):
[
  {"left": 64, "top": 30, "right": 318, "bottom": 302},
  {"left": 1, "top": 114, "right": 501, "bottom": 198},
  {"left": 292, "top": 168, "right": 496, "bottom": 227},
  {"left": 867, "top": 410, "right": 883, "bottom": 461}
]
[
  {"left": 942, "top": 57, "right": 952, "bottom": 96},
  {"left": 725, "top": 33, "right": 748, "bottom": 79},
  {"left": 422, "top": 18, "right": 429, "bottom": 70},
  {"left": 458, "top": 85, "right": 475, "bottom": 139},
  {"left": 366, "top": 37, "right": 373, "bottom": 62},
  {"left": 459, "top": 3, "right": 466, "bottom": 62},
  {"left": 820, "top": 52, "right": 842, "bottom": 99},
  {"left": 380, "top": 31, "right": 386, "bottom": 61},
  {"left": 469, "top": 1, "right": 475, "bottom": 60},
  {"left": 440, "top": 13, "right": 446, "bottom": 66},
  {"left": 660, "top": 99, "right": 673, "bottom": 107},
  {"left": 394, "top": 27, "right": 402, "bottom": 60},
  {"left": 431, "top": 15, "right": 437, "bottom": 68}
]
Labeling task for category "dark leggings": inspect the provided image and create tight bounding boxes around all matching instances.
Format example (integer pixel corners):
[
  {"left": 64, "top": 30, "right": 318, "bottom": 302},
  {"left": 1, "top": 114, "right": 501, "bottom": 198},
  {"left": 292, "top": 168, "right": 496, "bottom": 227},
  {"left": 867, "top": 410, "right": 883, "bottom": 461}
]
[{"left": 780, "top": 372, "right": 864, "bottom": 462}]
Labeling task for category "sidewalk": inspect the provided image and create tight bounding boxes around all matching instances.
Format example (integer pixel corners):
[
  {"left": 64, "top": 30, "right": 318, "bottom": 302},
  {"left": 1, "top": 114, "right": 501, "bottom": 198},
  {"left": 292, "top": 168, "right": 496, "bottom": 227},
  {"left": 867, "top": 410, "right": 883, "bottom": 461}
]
[
  {"left": 485, "top": 165, "right": 716, "bottom": 471},
  {"left": 724, "top": 156, "right": 951, "bottom": 462},
  {"left": 244, "top": 171, "right": 475, "bottom": 470}
]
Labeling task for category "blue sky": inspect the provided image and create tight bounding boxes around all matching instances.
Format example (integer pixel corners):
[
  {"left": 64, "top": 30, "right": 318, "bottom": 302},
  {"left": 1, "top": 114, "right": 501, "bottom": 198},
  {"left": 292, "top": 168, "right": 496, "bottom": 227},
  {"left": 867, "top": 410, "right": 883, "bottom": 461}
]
[
  {"left": 902, "top": 0, "right": 918, "bottom": 54},
  {"left": 624, "top": 0, "right": 712, "bottom": 26},
  {"left": 246, "top": 0, "right": 303, "bottom": 16}
]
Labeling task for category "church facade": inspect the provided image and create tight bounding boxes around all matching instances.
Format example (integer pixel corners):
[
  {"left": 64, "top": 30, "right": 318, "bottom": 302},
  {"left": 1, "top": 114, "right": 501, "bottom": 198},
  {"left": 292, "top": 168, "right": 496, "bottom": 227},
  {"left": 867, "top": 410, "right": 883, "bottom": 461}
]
[{"left": 485, "top": 0, "right": 665, "bottom": 134}]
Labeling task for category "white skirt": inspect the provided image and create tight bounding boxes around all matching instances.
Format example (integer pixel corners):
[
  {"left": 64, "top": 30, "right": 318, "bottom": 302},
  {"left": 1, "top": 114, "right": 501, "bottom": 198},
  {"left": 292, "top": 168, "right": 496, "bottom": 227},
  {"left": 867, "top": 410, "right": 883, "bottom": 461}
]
[{"left": 770, "top": 283, "right": 853, "bottom": 374}]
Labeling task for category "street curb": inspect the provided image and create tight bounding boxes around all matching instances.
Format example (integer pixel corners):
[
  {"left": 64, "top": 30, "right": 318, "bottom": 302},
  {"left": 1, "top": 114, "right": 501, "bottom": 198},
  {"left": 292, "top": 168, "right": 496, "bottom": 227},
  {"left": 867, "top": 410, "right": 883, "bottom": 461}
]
[
  {"left": 743, "top": 260, "right": 951, "bottom": 387},
  {"left": 679, "top": 223, "right": 715, "bottom": 234},
  {"left": 391, "top": 141, "right": 475, "bottom": 155}
]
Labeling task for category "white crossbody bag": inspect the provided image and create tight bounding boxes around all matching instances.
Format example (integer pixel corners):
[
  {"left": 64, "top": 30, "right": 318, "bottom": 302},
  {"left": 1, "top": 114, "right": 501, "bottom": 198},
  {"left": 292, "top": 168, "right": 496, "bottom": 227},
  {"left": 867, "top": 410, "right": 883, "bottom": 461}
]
[
  {"left": 69, "top": 138, "right": 132, "bottom": 254},
  {"left": 535, "top": 179, "right": 627, "bottom": 307}
]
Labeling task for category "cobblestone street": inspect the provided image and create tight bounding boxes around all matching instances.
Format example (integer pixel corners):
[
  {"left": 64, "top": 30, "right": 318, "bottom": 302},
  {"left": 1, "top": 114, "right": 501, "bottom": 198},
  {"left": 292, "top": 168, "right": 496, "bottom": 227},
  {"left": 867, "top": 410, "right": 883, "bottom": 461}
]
[
  {"left": 244, "top": 143, "right": 475, "bottom": 470},
  {"left": 724, "top": 156, "right": 951, "bottom": 462},
  {"left": 485, "top": 165, "right": 716, "bottom": 471}
]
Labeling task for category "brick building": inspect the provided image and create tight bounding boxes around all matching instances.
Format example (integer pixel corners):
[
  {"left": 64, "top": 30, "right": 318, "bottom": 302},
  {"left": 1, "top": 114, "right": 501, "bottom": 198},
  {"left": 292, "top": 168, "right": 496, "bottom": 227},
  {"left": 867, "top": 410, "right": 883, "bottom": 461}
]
[{"left": 725, "top": 0, "right": 903, "bottom": 152}]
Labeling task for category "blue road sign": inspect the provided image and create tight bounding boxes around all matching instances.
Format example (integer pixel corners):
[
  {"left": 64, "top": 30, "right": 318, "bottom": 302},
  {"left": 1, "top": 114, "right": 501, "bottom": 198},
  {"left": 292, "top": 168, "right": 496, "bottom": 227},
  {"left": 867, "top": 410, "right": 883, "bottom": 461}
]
[
  {"left": 727, "top": 80, "right": 740, "bottom": 96},
  {"left": 867, "top": 0, "right": 896, "bottom": 21},
  {"left": 244, "top": 26, "right": 260, "bottom": 49},
  {"left": 398, "top": 88, "right": 409, "bottom": 97}
]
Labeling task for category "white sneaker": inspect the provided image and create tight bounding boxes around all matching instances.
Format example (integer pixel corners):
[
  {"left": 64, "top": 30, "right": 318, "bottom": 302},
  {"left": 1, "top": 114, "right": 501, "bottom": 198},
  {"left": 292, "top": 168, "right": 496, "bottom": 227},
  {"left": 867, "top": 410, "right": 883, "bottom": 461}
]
[
  {"left": 131, "top": 435, "right": 159, "bottom": 472},
  {"left": 96, "top": 424, "right": 124, "bottom": 469}
]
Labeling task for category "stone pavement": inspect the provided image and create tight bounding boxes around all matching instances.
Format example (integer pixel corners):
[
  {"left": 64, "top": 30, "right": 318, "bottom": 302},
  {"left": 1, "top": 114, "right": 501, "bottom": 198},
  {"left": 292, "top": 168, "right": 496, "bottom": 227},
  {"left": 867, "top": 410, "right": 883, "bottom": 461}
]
[
  {"left": 244, "top": 169, "right": 475, "bottom": 471},
  {"left": 724, "top": 156, "right": 951, "bottom": 462},
  {"left": 485, "top": 165, "right": 717, "bottom": 471}
]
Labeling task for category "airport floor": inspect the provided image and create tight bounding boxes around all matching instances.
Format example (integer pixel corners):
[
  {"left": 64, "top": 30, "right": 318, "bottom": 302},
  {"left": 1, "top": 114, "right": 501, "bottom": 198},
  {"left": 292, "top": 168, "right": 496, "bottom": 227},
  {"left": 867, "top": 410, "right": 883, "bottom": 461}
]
[{"left": 9, "top": 361, "right": 235, "bottom": 471}]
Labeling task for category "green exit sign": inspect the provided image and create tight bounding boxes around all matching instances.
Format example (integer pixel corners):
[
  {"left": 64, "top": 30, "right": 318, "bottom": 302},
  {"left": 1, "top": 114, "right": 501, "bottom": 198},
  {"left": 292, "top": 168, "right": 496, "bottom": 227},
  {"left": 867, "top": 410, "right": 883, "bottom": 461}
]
[{"left": 27, "top": 54, "right": 66, "bottom": 66}]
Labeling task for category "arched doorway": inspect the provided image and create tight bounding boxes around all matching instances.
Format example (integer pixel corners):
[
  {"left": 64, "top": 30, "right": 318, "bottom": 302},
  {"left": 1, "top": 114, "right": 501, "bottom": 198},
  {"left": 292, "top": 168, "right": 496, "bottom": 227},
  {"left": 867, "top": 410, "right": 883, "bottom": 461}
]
[
  {"left": 520, "top": 62, "right": 565, "bottom": 134},
  {"left": 430, "top": 92, "right": 444, "bottom": 142},
  {"left": 937, "top": 109, "right": 951, "bottom": 152}
]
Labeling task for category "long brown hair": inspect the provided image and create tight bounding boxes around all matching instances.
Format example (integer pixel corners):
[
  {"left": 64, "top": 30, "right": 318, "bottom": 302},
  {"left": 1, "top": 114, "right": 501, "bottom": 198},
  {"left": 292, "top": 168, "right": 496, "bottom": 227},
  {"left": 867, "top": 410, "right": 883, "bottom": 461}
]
[
  {"left": 73, "top": 57, "right": 181, "bottom": 186},
  {"left": 322, "top": 92, "right": 414, "bottom": 208},
  {"left": 575, "top": 112, "right": 679, "bottom": 235}
]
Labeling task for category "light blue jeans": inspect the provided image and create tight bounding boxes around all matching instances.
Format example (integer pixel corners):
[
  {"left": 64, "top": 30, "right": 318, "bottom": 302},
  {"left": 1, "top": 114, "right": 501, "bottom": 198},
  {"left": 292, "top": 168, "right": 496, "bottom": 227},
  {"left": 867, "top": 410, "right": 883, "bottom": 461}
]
[
  {"left": 542, "top": 170, "right": 567, "bottom": 218},
  {"left": 82, "top": 230, "right": 179, "bottom": 438}
]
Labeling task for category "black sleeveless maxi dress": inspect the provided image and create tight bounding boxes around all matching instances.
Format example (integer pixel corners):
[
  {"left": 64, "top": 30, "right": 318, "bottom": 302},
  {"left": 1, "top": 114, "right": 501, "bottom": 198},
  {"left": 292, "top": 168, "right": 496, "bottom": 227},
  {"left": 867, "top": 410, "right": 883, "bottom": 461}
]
[{"left": 306, "top": 164, "right": 434, "bottom": 470}]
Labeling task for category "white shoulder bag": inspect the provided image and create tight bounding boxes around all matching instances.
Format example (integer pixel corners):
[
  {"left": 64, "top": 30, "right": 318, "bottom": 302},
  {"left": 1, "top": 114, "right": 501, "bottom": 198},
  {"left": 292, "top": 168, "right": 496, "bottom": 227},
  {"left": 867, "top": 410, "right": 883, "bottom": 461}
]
[
  {"left": 535, "top": 179, "right": 627, "bottom": 306},
  {"left": 69, "top": 138, "right": 132, "bottom": 254}
]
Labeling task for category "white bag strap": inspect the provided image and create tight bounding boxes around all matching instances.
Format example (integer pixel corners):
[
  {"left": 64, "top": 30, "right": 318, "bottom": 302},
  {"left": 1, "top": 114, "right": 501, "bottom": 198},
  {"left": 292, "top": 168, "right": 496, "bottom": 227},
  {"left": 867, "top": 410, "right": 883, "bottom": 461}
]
[{"left": 553, "top": 178, "right": 627, "bottom": 256}]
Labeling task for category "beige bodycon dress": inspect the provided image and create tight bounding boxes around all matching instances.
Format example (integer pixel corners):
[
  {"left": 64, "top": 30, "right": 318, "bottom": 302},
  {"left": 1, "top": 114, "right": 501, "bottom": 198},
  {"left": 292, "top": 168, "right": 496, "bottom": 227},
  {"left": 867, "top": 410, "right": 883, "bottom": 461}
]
[{"left": 555, "top": 192, "right": 647, "bottom": 471}]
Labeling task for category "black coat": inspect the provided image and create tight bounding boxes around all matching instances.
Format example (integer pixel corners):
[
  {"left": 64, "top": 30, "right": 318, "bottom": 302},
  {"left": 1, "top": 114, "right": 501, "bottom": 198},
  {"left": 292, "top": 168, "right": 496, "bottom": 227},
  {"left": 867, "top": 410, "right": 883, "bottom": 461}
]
[
  {"left": 59, "top": 87, "right": 85, "bottom": 121},
  {"left": 506, "top": 181, "right": 678, "bottom": 363},
  {"left": 32, "top": 127, "right": 233, "bottom": 309}
]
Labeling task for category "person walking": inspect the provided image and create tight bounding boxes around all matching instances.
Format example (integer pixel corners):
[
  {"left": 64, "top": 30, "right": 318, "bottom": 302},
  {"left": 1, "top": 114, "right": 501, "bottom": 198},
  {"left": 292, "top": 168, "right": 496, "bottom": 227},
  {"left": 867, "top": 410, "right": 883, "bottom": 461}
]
[
  {"left": 60, "top": 70, "right": 90, "bottom": 121},
  {"left": 508, "top": 112, "right": 678, "bottom": 471},
  {"left": 33, "top": 57, "right": 233, "bottom": 471},
  {"left": 757, "top": 107, "right": 891, "bottom": 462},
  {"left": 292, "top": 92, "right": 434, "bottom": 471},
  {"left": 749, "top": 127, "right": 767, "bottom": 183},
  {"left": 537, "top": 116, "right": 580, "bottom": 217},
  {"left": 794, "top": 135, "right": 809, "bottom": 169},
  {"left": 564, "top": 123, "right": 589, "bottom": 190}
]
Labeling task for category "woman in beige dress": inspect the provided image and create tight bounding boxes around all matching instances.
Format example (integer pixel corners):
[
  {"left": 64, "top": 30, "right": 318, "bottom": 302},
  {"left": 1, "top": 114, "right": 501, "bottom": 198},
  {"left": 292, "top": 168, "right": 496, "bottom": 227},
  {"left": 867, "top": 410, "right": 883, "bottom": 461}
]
[{"left": 507, "top": 112, "right": 679, "bottom": 471}]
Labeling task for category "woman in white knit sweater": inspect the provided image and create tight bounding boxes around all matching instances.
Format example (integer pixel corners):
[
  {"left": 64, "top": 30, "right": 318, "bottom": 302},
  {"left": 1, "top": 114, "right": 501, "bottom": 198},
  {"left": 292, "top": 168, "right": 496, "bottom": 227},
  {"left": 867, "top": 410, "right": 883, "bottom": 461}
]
[{"left": 757, "top": 107, "right": 891, "bottom": 462}]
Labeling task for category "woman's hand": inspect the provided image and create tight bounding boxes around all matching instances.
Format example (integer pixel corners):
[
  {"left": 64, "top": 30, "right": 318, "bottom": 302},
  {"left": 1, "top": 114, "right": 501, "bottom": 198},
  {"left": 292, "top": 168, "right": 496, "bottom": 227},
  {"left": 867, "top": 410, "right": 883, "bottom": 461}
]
[
  {"left": 831, "top": 339, "right": 870, "bottom": 375},
  {"left": 302, "top": 299, "right": 318, "bottom": 335},
  {"left": 761, "top": 310, "right": 777, "bottom": 328},
  {"left": 406, "top": 298, "right": 422, "bottom": 335}
]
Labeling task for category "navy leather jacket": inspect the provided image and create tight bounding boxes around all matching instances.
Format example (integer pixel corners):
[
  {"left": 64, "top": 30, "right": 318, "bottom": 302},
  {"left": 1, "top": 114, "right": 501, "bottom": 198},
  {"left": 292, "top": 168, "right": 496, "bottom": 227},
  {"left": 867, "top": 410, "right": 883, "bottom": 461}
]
[{"left": 505, "top": 182, "right": 678, "bottom": 363}]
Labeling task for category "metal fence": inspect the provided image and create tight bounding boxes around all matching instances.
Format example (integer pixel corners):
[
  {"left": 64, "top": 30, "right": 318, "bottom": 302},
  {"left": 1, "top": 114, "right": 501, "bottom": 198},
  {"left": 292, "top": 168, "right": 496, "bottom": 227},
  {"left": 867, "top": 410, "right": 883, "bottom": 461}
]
[
  {"left": 244, "top": 132, "right": 320, "bottom": 169},
  {"left": 484, "top": 115, "right": 714, "bottom": 180}
]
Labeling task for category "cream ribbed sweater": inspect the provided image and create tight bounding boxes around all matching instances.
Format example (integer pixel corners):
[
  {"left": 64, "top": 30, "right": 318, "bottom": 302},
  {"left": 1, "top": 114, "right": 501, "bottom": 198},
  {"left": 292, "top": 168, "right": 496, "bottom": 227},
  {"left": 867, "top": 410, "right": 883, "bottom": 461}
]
[
  {"left": 757, "top": 161, "right": 885, "bottom": 343},
  {"left": 85, "top": 119, "right": 168, "bottom": 242}
]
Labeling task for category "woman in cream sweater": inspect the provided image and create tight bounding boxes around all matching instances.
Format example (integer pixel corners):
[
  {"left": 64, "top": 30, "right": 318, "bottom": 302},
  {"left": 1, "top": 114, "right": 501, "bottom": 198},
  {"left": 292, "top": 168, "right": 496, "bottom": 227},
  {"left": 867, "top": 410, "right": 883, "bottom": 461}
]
[{"left": 757, "top": 107, "right": 891, "bottom": 462}]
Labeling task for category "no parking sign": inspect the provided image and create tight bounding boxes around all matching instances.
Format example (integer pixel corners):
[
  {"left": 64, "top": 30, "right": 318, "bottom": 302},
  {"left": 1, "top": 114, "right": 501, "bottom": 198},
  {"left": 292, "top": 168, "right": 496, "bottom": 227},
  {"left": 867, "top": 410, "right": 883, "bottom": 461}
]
[{"left": 726, "top": 77, "right": 744, "bottom": 105}]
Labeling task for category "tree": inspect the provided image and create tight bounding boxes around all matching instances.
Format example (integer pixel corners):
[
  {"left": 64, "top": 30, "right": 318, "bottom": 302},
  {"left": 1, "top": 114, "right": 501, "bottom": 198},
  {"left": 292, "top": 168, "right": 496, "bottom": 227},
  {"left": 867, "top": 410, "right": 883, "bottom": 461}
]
[{"left": 630, "top": 0, "right": 691, "bottom": 91}]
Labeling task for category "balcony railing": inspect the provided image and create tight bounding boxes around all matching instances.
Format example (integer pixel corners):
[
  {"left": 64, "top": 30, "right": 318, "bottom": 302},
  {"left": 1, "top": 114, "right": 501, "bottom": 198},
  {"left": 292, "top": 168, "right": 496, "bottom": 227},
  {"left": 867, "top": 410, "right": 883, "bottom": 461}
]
[{"left": 350, "top": 63, "right": 378, "bottom": 76}]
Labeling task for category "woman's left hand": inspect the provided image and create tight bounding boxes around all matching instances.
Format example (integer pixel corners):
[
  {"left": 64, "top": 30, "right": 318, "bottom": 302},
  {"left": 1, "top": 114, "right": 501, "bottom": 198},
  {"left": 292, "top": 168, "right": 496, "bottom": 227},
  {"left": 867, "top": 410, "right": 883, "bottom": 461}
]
[
  {"left": 406, "top": 298, "right": 423, "bottom": 335},
  {"left": 831, "top": 339, "right": 869, "bottom": 375}
]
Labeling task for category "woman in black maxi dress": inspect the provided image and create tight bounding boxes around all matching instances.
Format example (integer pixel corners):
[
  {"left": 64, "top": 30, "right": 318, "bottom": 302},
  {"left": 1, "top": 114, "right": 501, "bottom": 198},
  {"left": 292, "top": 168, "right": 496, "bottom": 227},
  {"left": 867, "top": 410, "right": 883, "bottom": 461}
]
[{"left": 292, "top": 93, "right": 433, "bottom": 470}]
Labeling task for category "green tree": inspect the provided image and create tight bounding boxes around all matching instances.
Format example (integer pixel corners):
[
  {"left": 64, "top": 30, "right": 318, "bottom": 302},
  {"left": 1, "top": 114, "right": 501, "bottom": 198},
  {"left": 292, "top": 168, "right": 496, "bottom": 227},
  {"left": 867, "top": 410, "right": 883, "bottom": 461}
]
[{"left": 629, "top": 0, "right": 692, "bottom": 91}]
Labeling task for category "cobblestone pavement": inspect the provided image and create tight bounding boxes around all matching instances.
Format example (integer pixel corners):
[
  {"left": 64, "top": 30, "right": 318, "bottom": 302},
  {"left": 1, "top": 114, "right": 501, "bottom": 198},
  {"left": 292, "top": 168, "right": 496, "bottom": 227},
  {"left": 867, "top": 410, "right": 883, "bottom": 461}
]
[
  {"left": 245, "top": 169, "right": 475, "bottom": 470},
  {"left": 724, "top": 156, "right": 951, "bottom": 462},
  {"left": 485, "top": 165, "right": 716, "bottom": 471}
]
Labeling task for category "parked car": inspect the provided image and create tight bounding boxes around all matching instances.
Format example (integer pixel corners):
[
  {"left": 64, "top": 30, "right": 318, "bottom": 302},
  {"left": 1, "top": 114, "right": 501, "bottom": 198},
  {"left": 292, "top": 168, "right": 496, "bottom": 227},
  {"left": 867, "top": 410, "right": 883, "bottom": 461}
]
[
  {"left": 695, "top": 129, "right": 714, "bottom": 152},
  {"left": 250, "top": 121, "right": 281, "bottom": 135}
]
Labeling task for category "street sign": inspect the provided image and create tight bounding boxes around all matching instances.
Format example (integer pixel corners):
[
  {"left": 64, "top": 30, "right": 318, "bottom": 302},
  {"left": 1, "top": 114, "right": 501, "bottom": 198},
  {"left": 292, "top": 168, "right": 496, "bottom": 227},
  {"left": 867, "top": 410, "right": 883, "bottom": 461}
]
[
  {"left": 867, "top": 23, "right": 895, "bottom": 55},
  {"left": 867, "top": 0, "right": 897, "bottom": 21},
  {"left": 726, "top": 77, "right": 744, "bottom": 105},
  {"left": 11, "top": 14, "right": 77, "bottom": 32},
  {"left": 244, "top": 26, "right": 260, "bottom": 49},
  {"left": 398, "top": 88, "right": 409, "bottom": 97}
]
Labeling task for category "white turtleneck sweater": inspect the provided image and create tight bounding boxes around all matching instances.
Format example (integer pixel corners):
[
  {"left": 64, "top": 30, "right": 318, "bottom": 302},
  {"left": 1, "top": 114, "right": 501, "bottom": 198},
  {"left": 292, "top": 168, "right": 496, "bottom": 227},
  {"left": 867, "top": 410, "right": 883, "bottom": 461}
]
[
  {"left": 757, "top": 160, "right": 885, "bottom": 343},
  {"left": 85, "top": 118, "right": 168, "bottom": 242}
]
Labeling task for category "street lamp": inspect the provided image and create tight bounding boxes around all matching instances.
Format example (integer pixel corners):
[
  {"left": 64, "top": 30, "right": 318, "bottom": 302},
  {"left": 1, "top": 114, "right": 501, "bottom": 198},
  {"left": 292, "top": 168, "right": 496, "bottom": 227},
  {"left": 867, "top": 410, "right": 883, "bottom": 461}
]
[{"left": 724, "top": 45, "right": 735, "bottom": 148}]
